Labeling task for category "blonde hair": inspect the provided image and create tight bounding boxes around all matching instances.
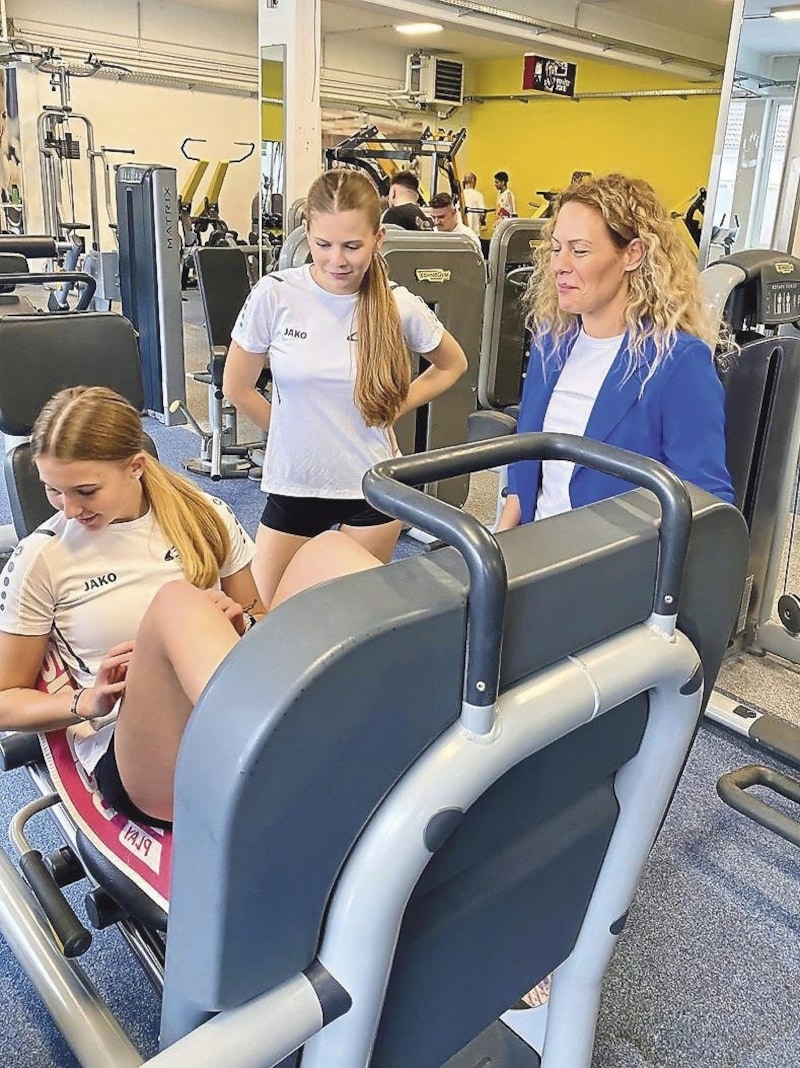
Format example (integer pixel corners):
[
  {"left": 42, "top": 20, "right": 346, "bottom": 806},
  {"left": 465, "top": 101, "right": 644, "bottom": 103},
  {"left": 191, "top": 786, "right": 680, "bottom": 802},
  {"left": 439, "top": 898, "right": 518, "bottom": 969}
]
[
  {"left": 306, "top": 170, "right": 411, "bottom": 427},
  {"left": 523, "top": 173, "right": 719, "bottom": 381},
  {"left": 31, "top": 386, "right": 230, "bottom": 588}
]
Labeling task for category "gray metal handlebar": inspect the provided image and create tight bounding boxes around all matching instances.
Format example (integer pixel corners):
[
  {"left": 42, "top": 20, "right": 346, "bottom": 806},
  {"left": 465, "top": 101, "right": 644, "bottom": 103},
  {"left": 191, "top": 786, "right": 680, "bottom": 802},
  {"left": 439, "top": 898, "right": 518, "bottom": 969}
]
[
  {"left": 364, "top": 433, "right": 693, "bottom": 708},
  {"left": 506, "top": 266, "right": 535, "bottom": 289},
  {"left": 1, "top": 273, "right": 97, "bottom": 311},
  {"left": 717, "top": 764, "right": 800, "bottom": 849}
]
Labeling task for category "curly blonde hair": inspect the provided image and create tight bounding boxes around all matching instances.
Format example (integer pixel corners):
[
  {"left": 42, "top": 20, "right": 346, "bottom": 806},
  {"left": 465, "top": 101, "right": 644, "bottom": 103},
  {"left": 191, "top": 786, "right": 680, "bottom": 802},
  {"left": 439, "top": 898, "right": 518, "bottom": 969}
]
[
  {"left": 306, "top": 170, "right": 411, "bottom": 428},
  {"left": 523, "top": 173, "right": 719, "bottom": 381},
  {"left": 31, "top": 386, "right": 230, "bottom": 588}
]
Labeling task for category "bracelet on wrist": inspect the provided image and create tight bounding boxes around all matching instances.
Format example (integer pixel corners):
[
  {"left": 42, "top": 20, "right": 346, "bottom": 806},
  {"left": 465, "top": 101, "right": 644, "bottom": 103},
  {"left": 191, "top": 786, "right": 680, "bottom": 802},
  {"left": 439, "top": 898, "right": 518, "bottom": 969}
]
[{"left": 69, "top": 687, "right": 90, "bottom": 721}]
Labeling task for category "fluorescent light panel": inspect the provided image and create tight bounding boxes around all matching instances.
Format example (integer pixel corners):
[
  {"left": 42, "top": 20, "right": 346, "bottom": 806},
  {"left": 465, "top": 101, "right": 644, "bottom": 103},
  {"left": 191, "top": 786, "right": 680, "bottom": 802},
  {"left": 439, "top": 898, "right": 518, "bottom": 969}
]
[
  {"left": 772, "top": 5, "right": 800, "bottom": 18},
  {"left": 394, "top": 22, "right": 444, "bottom": 35}
]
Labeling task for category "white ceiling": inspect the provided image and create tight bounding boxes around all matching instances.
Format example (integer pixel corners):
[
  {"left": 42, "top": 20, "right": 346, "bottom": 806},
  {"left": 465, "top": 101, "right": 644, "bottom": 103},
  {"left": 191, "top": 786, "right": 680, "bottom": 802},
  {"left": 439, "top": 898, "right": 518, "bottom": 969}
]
[
  {"left": 322, "top": 2, "right": 522, "bottom": 60},
  {"left": 171, "top": 0, "right": 256, "bottom": 18},
  {"left": 173, "top": 0, "right": 800, "bottom": 63},
  {"left": 321, "top": 0, "right": 734, "bottom": 64},
  {"left": 556, "top": 0, "right": 735, "bottom": 46},
  {"left": 743, "top": 0, "right": 800, "bottom": 57}
]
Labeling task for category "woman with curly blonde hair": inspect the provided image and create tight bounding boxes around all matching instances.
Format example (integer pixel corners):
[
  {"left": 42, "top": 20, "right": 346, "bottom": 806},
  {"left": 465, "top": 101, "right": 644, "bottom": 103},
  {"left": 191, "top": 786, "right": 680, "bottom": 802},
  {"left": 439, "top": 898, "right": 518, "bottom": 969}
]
[{"left": 498, "top": 172, "right": 734, "bottom": 529}]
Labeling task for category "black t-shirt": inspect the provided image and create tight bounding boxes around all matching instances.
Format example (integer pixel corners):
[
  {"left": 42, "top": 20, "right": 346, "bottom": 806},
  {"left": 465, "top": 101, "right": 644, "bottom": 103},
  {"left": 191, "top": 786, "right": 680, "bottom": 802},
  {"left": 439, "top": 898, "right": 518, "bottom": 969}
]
[{"left": 382, "top": 203, "right": 433, "bottom": 231}]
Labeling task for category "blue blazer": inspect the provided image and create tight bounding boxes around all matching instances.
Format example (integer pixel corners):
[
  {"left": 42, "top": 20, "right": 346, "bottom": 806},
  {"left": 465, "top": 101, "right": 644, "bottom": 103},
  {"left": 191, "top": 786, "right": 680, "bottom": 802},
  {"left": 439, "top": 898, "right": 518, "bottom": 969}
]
[{"left": 507, "top": 328, "right": 735, "bottom": 524}]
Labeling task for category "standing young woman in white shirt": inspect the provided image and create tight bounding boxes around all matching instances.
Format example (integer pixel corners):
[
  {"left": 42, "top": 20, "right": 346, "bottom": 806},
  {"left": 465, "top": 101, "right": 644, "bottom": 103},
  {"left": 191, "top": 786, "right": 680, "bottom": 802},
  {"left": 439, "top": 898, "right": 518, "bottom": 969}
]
[{"left": 224, "top": 169, "right": 468, "bottom": 609}]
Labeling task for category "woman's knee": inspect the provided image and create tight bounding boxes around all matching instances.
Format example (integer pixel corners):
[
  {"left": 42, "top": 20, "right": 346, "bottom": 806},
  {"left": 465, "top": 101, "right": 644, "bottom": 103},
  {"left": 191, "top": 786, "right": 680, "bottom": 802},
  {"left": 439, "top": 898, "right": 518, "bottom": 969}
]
[
  {"left": 272, "top": 530, "right": 382, "bottom": 608},
  {"left": 143, "top": 579, "right": 204, "bottom": 627}
]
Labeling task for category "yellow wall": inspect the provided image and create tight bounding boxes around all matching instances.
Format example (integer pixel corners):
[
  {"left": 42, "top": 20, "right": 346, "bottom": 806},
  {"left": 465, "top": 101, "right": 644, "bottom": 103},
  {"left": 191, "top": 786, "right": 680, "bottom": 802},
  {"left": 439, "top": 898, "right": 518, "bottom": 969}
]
[
  {"left": 458, "top": 51, "right": 722, "bottom": 219},
  {"left": 261, "top": 58, "right": 284, "bottom": 141}
]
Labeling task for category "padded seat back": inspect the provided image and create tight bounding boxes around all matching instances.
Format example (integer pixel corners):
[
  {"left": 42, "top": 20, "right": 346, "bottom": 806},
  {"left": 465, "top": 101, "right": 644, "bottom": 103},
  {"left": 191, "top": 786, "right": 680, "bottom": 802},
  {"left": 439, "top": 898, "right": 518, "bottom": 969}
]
[
  {"left": 372, "top": 488, "right": 748, "bottom": 1066},
  {"left": 163, "top": 485, "right": 749, "bottom": 1049},
  {"left": 0, "top": 312, "right": 149, "bottom": 536},
  {"left": 0, "top": 313, "right": 143, "bottom": 437},
  {"left": 193, "top": 246, "right": 251, "bottom": 351},
  {"left": 715, "top": 335, "right": 800, "bottom": 518},
  {"left": 0, "top": 252, "right": 28, "bottom": 294}
]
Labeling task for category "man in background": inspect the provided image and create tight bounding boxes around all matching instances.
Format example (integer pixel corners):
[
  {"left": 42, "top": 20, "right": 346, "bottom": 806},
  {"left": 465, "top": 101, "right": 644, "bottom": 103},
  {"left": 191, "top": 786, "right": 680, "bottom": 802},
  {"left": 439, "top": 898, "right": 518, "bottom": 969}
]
[
  {"left": 428, "top": 192, "right": 482, "bottom": 252},
  {"left": 494, "top": 171, "right": 517, "bottom": 219},
  {"left": 381, "top": 171, "right": 433, "bottom": 231},
  {"left": 462, "top": 172, "right": 487, "bottom": 237}
]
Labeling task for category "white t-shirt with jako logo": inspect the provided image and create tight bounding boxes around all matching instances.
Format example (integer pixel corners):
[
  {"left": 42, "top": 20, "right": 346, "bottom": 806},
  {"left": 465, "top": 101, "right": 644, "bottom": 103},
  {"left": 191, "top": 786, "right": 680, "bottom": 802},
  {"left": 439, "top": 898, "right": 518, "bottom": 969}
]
[
  {"left": 0, "top": 497, "right": 253, "bottom": 772},
  {"left": 231, "top": 264, "right": 444, "bottom": 498}
]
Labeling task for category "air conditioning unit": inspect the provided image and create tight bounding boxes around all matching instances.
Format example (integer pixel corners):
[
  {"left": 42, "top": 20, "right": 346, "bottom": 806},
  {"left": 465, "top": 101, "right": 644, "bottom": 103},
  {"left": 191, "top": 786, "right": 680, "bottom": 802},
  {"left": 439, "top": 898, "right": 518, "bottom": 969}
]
[{"left": 405, "top": 52, "right": 464, "bottom": 108}]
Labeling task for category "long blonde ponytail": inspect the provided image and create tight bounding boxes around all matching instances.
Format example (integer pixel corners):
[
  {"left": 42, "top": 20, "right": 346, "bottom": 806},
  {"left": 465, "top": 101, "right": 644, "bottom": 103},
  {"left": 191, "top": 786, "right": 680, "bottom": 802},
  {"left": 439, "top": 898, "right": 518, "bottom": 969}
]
[{"left": 306, "top": 170, "right": 411, "bottom": 427}]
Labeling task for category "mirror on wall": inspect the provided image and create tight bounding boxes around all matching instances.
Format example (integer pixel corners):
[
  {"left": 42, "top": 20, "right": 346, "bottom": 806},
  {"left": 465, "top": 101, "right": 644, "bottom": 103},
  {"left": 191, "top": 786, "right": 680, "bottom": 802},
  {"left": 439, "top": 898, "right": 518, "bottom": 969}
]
[
  {"left": 0, "top": 65, "right": 25, "bottom": 234},
  {"left": 260, "top": 45, "right": 285, "bottom": 272},
  {"left": 705, "top": 3, "right": 800, "bottom": 261}
]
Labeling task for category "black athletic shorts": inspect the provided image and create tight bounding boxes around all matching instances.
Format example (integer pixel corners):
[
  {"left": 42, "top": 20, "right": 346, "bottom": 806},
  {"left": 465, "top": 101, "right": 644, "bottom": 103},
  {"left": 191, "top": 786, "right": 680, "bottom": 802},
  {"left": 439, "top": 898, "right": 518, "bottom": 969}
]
[
  {"left": 93, "top": 732, "right": 173, "bottom": 830},
  {"left": 260, "top": 492, "right": 395, "bottom": 538}
]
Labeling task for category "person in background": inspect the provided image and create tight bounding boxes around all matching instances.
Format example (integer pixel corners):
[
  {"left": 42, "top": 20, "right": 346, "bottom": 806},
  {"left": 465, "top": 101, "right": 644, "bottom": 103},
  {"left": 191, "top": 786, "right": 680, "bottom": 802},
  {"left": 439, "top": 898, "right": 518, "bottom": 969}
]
[
  {"left": 381, "top": 171, "right": 433, "bottom": 231},
  {"left": 462, "top": 172, "right": 487, "bottom": 237},
  {"left": 494, "top": 171, "right": 517, "bottom": 220},
  {"left": 497, "top": 172, "right": 734, "bottom": 530},
  {"left": 428, "top": 191, "right": 483, "bottom": 253},
  {"left": 223, "top": 169, "right": 467, "bottom": 610}
]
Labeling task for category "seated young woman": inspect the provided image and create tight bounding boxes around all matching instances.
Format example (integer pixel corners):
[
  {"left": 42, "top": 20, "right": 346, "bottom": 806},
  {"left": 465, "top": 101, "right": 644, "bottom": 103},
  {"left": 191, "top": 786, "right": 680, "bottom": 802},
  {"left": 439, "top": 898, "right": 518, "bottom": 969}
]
[{"left": 0, "top": 387, "right": 379, "bottom": 828}]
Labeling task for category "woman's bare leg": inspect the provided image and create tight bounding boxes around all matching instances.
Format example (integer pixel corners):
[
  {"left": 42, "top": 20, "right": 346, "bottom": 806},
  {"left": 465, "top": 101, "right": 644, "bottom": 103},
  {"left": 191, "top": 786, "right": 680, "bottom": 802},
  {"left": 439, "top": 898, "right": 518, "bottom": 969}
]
[
  {"left": 252, "top": 525, "right": 310, "bottom": 609},
  {"left": 271, "top": 530, "right": 383, "bottom": 609},
  {"left": 339, "top": 519, "right": 402, "bottom": 563},
  {"left": 113, "top": 581, "right": 239, "bottom": 823},
  {"left": 113, "top": 535, "right": 385, "bottom": 821}
]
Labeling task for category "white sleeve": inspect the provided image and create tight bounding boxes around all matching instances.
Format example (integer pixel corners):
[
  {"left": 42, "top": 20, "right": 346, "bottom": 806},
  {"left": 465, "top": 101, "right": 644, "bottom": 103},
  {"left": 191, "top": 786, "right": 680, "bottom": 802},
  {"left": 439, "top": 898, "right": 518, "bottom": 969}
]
[
  {"left": 0, "top": 535, "right": 55, "bottom": 636},
  {"left": 229, "top": 275, "right": 280, "bottom": 354},
  {"left": 208, "top": 496, "right": 256, "bottom": 577},
  {"left": 394, "top": 287, "right": 445, "bottom": 355}
]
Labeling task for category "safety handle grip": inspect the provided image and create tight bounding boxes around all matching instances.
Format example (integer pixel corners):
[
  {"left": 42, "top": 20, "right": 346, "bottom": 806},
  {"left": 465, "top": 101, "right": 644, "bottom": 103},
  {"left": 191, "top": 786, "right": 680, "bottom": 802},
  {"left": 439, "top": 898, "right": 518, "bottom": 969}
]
[
  {"left": 0, "top": 272, "right": 97, "bottom": 310},
  {"left": 365, "top": 433, "right": 692, "bottom": 707},
  {"left": 367, "top": 456, "right": 505, "bottom": 709},
  {"left": 717, "top": 764, "right": 800, "bottom": 849},
  {"left": 19, "top": 850, "right": 92, "bottom": 957},
  {"left": 180, "top": 137, "right": 207, "bottom": 160},
  {"left": 230, "top": 141, "right": 256, "bottom": 164},
  {"left": 367, "top": 433, "right": 691, "bottom": 617}
]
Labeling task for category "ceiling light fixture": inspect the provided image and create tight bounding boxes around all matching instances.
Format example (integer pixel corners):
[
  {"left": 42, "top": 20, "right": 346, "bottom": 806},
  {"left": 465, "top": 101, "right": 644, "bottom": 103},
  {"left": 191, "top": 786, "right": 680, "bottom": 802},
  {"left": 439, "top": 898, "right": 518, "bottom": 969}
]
[
  {"left": 394, "top": 23, "right": 445, "bottom": 35},
  {"left": 771, "top": 5, "right": 800, "bottom": 18}
]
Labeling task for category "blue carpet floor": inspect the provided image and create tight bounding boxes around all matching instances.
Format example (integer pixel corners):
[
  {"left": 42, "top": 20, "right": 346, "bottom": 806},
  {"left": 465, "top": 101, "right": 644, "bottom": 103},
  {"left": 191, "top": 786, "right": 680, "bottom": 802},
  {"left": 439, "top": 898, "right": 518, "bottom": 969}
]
[{"left": 0, "top": 417, "right": 798, "bottom": 1066}]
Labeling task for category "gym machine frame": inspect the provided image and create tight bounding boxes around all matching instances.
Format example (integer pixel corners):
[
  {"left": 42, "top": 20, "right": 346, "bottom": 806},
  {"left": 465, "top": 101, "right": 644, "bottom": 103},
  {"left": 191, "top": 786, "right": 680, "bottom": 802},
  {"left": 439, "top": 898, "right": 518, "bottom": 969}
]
[
  {"left": 0, "top": 424, "right": 748, "bottom": 1067},
  {"left": 13, "top": 46, "right": 132, "bottom": 310},
  {"left": 324, "top": 125, "right": 467, "bottom": 208}
]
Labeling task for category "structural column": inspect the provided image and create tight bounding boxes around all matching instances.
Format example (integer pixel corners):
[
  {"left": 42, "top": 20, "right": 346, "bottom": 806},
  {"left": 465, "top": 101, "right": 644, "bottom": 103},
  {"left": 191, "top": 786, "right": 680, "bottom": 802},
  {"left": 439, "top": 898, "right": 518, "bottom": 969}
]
[{"left": 259, "top": 0, "right": 322, "bottom": 225}]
